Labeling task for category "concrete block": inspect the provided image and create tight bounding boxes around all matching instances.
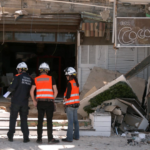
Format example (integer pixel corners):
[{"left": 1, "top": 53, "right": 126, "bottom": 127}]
[
  {"left": 0, "top": 112, "right": 10, "bottom": 118},
  {"left": 0, "top": 121, "right": 9, "bottom": 127},
  {"left": 94, "top": 126, "right": 111, "bottom": 132},
  {"left": 90, "top": 113, "right": 111, "bottom": 122},
  {"left": 92, "top": 121, "right": 111, "bottom": 127},
  {"left": 0, "top": 131, "right": 7, "bottom": 135}
]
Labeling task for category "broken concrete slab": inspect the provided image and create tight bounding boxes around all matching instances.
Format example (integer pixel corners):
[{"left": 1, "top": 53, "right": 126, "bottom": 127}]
[
  {"left": 80, "top": 67, "right": 145, "bottom": 103},
  {"left": 78, "top": 75, "right": 129, "bottom": 117},
  {"left": 80, "top": 67, "right": 121, "bottom": 100}
]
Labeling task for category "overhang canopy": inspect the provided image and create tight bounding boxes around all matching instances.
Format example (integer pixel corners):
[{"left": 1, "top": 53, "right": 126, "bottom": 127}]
[{"left": 0, "top": 14, "right": 81, "bottom": 32}]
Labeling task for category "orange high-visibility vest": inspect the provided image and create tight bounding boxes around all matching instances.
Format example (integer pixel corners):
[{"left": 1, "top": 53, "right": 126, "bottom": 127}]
[
  {"left": 64, "top": 79, "right": 80, "bottom": 105},
  {"left": 35, "top": 74, "right": 54, "bottom": 99}
]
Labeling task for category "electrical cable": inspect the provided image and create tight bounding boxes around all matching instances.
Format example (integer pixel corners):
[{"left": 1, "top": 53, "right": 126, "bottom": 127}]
[
  {"left": 115, "top": 48, "right": 118, "bottom": 78},
  {"left": 51, "top": 7, "right": 60, "bottom": 56}
]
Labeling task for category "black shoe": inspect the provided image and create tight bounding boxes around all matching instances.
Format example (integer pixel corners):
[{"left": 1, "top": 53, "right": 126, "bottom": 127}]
[
  {"left": 48, "top": 138, "right": 59, "bottom": 144},
  {"left": 36, "top": 139, "right": 42, "bottom": 144},
  {"left": 73, "top": 137, "right": 79, "bottom": 140},
  {"left": 8, "top": 137, "right": 13, "bottom": 142},
  {"left": 7, "top": 134, "right": 13, "bottom": 142},
  {"left": 23, "top": 138, "right": 30, "bottom": 143},
  {"left": 62, "top": 138, "right": 72, "bottom": 142}
]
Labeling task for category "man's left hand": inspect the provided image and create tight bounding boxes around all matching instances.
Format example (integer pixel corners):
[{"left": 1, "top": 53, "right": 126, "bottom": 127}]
[{"left": 33, "top": 100, "right": 37, "bottom": 107}]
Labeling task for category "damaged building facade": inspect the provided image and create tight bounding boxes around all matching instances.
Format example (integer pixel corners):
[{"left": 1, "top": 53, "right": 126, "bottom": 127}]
[
  {"left": 0, "top": 0, "right": 150, "bottom": 138},
  {"left": 0, "top": 0, "right": 150, "bottom": 93}
]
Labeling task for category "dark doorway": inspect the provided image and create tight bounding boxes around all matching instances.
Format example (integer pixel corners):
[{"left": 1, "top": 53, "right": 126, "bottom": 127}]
[{"left": 1, "top": 43, "right": 76, "bottom": 95}]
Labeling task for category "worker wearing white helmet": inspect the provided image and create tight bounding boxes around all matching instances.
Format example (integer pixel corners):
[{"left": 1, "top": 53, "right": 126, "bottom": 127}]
[
  {"left": 64, "top": 67, "right": 77, "bottom": 76},
  {"left": 62, "top": 67, "right": 80, "bottom": 142},
  {"left": 30, "top": 62, "right": 59, "bottom": 144},
  {"left": 16, "top": 62, "right": 28, "bottom": 72},
  {"left": 38, "top": 62, "right": 50, "bottom": 72},
  {"left": 7, "top": 62, "right": 34, "bottom": 143}
]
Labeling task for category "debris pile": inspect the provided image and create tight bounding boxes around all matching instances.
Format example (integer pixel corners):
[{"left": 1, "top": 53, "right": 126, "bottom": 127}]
[
  {"left": 78, "top": 68, "right": 149, "bottom": 134},
  {"left": 92, "top": 98, "right": 149, "bottom": 133},
  {"left": 126, "top": 132, "right": 150, "bottom": 146}
]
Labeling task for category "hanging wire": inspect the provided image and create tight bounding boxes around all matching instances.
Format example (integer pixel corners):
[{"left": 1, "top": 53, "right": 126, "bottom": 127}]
[
  {"left": 51, "top": 6, "right": 60, "bottom": 56},
  {"left": 2, "top": 6, "right": 5, "bottom": 45},
  {"left": 30, "top": 1, "right": 36, "bottom": 43}
]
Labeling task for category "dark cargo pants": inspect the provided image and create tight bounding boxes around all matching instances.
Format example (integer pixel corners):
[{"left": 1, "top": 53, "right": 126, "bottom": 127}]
[
  {"left": 37, "top": 101, "right": 54, "bottom": 141},
  {"left": 7, "top": 104, "right": 29, "bottom": 139}
]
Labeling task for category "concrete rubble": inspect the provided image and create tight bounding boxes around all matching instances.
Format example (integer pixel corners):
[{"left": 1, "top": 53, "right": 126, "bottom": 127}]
[
  {"left": 78, "top": 67, "right": 149, "bottom": 136},
  {"left": 125, "top": 132, "right": 150, "bottom": 146},
  {"left": 94, "top": 98, "right": 149, "bottom": 132}
]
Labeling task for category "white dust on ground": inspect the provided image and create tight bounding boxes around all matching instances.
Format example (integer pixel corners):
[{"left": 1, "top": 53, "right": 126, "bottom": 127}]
[{"left": 0, "top": 135, "right": 149, "bottom": 150}]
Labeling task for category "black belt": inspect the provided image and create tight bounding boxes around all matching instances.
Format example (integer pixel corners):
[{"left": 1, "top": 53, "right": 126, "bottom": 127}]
[
  {"left": 66, "top": 104, "right": 80, "bottom": 108},
  {"left": 38, "top": 99, "right": 54, "bottom": 102}
]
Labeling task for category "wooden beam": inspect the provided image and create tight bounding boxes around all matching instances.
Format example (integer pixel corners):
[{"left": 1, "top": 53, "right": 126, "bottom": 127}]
[
  {"left": 0, "top": 24, "right": 79, "bottom": 32},
  {"left": 125, "top": 54, "right": 150, "bottom": 80}
]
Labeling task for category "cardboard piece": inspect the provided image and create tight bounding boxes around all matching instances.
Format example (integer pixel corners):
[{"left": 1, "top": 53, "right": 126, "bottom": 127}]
[{"left": 83, "top": 86, "right": 97, "bottom": 99}]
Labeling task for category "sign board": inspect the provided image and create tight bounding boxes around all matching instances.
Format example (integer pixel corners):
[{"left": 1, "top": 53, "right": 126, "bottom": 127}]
[{"left": 116, "top": 17, "right": 150, "bottom": 47}]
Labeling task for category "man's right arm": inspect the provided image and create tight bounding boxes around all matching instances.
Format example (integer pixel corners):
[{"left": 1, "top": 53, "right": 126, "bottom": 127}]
[{"left": 7, "top": 76, "right": 19, "bottom": 92}]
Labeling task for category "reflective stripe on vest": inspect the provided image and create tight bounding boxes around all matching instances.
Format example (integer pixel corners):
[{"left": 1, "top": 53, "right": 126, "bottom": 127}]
[
  {"left": 64, "top": 94, "right": 79, "bottom": 98},
  {"left": 37, "top": 89, "right": 53, "bottom": 92},
  {"left": 36, "top": 94, "right": 54, "bottom": 98},
  {"left": 37, "top": 78, "right": 49, "bottom": 81},
  {"left": 64, "top": 99, "right": 80, "bottom": 104},
  {"left": 70, "top": 94, "right": 79, "bottom": 97}
]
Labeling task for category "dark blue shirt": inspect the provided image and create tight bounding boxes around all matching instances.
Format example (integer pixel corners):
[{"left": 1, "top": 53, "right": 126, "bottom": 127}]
[{"left": 8, "top": 72, "right": 34, "bottom": 105}]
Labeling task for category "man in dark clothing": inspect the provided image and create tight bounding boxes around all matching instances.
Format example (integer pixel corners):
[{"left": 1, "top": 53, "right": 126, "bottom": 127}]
[
  {"left": 30, "top": 62, "right": 59, "bottom": 144},
  {"left": 7, "top": 62, "right": 34, "bottom": 143}
]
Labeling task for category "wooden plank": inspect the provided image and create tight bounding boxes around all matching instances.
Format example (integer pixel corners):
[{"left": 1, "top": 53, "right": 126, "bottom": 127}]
[{"left": 0, "top": 15, "right": 81, "bottom": 25}]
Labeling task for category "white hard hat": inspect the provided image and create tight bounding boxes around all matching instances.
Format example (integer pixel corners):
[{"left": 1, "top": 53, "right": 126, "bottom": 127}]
[
  {"left": 64, "top": 67, "right": 76, "bottom": 75},
  {"left": 39, "top": 62, "right": 50, "bottom": 71},
  {"left": 16, "top": 62, "right": 28, "bottom": 70}
]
